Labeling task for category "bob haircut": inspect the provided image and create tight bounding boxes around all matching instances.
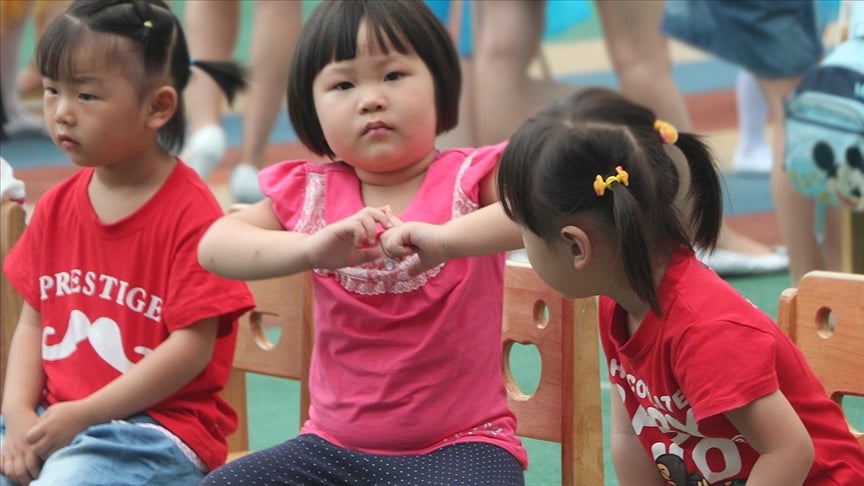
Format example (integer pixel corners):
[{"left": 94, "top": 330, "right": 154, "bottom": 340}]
[{"left": 287, "top": 0, "right": 461, "bottom": 157}]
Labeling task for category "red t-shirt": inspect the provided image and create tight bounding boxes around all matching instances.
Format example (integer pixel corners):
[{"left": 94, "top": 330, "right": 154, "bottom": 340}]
[
  {"left": 3, "top": 161, "right": 254, "bottom": 470},
  {"left": 599, "top": 249, "right": 864, "bottom": 484}
]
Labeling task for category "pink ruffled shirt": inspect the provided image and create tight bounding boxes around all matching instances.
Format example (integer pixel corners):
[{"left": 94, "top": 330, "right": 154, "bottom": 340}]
[{"left": 259, "top": 143, "right": 527, "bottom": 467}]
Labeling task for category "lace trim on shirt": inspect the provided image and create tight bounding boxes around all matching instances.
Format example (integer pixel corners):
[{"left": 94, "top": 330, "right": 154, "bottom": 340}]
[
  {"left": 295, "top": 152, "right": 479, "bottom": 296},
  {"left": 452, "top": 151, "right": 480, "bottom": 218}
]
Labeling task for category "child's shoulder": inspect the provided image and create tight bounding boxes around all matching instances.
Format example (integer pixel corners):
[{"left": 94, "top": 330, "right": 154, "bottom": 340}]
[
  {"left": 438, "top": 141, "right": 509, "bottom": 159},
  {"left": 34, "top": 167, "right": 91, "bottom": 209}
]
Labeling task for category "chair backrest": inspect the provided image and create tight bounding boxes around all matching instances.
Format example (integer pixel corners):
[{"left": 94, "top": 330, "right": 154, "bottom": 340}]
[
  {"left": 502, "top": 260, "right": 603, "bottom": 485},
  {"left": 224, "top": 272, "right": 314, "bottom": 458},
  {"left": 0, "top": 198, "right": 27, "bottom": 403},
  {"left": 777, "top": 270, "right": 864, "bottom": 447}
]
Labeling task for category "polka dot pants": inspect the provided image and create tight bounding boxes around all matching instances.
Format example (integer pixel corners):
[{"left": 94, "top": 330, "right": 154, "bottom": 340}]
[{"left": 202, "top": 434, "right": 524, "bottom": 485}]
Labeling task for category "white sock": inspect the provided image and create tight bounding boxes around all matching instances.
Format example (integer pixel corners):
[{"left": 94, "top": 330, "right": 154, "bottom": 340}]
[{"left": 733, "top": 70, "right": 772, "bottom": 172}]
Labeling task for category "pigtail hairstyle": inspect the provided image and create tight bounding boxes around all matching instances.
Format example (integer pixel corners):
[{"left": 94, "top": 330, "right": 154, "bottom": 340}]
[
  {"left": 36, "top": 0, "right": 246, "bottom": 152},
  {"left": 675, "top": 132, "right": 722, "bottom": 253},
  {"left": 499, "top": 88, "right": 723, "bottom": 315}
]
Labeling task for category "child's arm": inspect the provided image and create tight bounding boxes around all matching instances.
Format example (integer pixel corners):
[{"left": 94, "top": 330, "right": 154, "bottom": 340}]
[
  {"left": 0, "top": 303, "right": 47, "bottom": 484},
  {"left": 609, "top": 391, "right": 667, "bottom": 486},
  {"left": 380, "top": 202, "right": 523, "bottom": 275},
  {"left": 198, "top": 200, "right": 394, "bottom": 280},
  {"left": 725, "top": 390, "right": 814, "bottom": 485},
  {"left": 22, "top": 318, "right": 221, "bottom": 461}
]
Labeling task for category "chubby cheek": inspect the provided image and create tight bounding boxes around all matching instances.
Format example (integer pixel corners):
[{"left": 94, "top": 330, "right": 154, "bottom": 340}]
[{"left": 523, "top": 234, "right": 575, "bottom": 298}]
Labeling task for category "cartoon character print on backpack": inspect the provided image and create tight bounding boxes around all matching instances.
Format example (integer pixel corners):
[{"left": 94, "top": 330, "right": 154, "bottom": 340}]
[{"left": 812, "top": 142, "right": 864, "bottom": 210}]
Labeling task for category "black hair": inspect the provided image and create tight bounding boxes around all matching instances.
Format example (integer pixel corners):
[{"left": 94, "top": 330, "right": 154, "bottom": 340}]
[
  {"left": 497, "top": 88, "right": 722, "bottom": 314},
  {"left": 287, "top": 0, "right": 461, "bottom": 157},
  {"left": 36, "top": 0, "right": 246, "bottom": 152}
]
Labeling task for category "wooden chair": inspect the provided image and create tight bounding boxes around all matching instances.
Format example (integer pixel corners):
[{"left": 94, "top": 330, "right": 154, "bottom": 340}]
[
  {"left": 844, "top": 212, "right": 863, "bottom": 274},
  {"left": 1, "top": 197, "right": 27, "bottom": 404},
  {"left": 503, "top": 260, "right": 604, "bottom": 485},
  {"left": 224, "top": 272, "right": 314, "bottom": 460},
  {"left": 777, "top": 270, "right": 864, "bottom": 447}
]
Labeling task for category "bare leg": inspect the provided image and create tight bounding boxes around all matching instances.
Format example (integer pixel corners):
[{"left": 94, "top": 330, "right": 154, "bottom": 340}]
[
  {"left": 598, "top": 0, "right": 782, "bottom": 267},
  {"left": 472, "top": 0, "right": 576, "bottom": 146},
  {"left": 760, "top": 77, "right": 843, "bottom": 283},
  {"left": 433, "top": 1, "right": 477, "bottom": 149},
  {"left": 596, "top": 1, "right": 688, "bottom": 128},
  {"left": 229, "top": 0, "right": 301, "bottom": 202},
  {"left": 181, "top": 0, "right": 240, "bottom": 178}
]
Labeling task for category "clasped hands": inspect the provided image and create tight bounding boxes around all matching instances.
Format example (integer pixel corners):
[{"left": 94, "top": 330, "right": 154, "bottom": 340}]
[
  {"left": 303, "top": 205, "right": 450, "bottom": 276},
  {"left": 0, "top": 400, "right": 93, "bottom": 485}
]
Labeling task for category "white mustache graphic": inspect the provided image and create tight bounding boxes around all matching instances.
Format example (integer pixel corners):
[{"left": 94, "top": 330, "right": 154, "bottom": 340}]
[{"left": 43, "top": 309, "right": 153, "bottom": 372}]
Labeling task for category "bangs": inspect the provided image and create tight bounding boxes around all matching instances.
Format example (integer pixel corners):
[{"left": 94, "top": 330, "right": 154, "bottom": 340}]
[
  {"left": 318, "top": 1, "right": 412, "bottom": 69},
  {"left": 37, "top": 15, "right": 130, "bottom": 81}
]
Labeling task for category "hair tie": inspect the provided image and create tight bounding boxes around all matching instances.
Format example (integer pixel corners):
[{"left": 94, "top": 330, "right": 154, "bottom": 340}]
[
  {"left": 654, "top": 120, "right": 678, "bottom": 144},
  {"left": 593, "top": 165, "right": 629, "bottom": 197},
  {"left": 143, "top": 20, "right": 153, "bottom": 28}
]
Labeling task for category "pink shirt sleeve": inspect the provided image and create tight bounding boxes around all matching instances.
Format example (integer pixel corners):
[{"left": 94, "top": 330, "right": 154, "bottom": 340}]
[
  {"left": 259, "top": 160, "right": 313, "bottom": 229},
  {"left": 456, "top": 142, "right": 508, "bottom": 205}
]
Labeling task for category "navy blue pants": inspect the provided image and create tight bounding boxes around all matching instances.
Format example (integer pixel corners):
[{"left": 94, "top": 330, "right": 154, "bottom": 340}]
[{"left": 202, "top": 434, "right": 525, "bottom": 485}]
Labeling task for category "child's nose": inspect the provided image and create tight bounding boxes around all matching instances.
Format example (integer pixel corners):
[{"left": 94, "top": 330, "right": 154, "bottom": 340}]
[
  {"left": 54, "top": 98, "right": 74, "bottom": 125},
  {"left": 358, "top": 88, "right": 386, "bottom": 113}
]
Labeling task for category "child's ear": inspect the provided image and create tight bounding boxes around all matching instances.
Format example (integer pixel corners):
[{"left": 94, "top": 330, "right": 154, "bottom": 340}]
[
  {"left": 560, "top": 225, "right": 591, "bottom": 270},
  {"left": 145, "top": 86, "right": 178, "bottom": 130}
]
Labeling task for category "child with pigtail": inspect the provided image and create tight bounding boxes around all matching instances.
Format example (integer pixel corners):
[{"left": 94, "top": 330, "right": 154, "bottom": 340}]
[
  {"left": 1, "top": 1, "right": 253, "bottom": 484},
  {"left": 493, "top": 87, "right": 864, "bottom": 485}
]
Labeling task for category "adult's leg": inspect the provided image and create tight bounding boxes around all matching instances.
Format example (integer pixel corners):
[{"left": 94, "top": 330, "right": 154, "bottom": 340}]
[
  {"left": 229, "top": 0, "right": 301, "bottom": 203},
  {"left": 760, "top": 77, "right": 844, "bottom": 283},
  {"left": 471, "top": 0, "right": 576, "bottom": 146},
  {"left": 181, "top": 0, "right": 240, "bottom": 179},
  {"left": 598, "top": 0, "right": 786, "bottom": 272}
]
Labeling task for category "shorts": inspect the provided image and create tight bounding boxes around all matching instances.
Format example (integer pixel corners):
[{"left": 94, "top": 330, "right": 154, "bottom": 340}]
[
  {"left": 661, "top": 0, "right": 824, "bottom": 79},
  {"left": 0, "top": 412, "right": 204, "bottom": 486}
]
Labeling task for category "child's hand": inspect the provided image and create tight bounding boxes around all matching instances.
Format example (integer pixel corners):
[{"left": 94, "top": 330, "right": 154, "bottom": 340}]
[
  {"left": 380, "top": 215, "right": 450, "bottom": 276},
  {"left": 0, "top": 410, "right": 42, "bottom": 485},
  {"left": 25, "top": 401, "right": 94, "bottom": 463},
  {"left": 303, "top": 206, "right": 397, "bottom": 269}
]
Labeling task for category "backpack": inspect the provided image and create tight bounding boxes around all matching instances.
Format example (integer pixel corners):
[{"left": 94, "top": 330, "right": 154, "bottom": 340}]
[{"left": 784, "top": 9, "right": 864, "bottom": 230}]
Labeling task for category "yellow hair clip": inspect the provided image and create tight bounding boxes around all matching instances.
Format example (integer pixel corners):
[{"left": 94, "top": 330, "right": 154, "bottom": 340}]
[
  {"left": 143, "top": 20, "right": 153, "bottom": 28},
  {"left": 593, "top": 166, "right": 630, "bottom": 197},
  {"left": 654, "top": 119, "right": 678, "bottom": 144}
]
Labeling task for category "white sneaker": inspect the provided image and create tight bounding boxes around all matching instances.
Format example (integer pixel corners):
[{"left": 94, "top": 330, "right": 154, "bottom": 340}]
[
  {"left": 732, "top": 145, "right": 772, "bottom": 174},
  {"left": 181, "top": 125, "right": 226, "bottom": 179},
  {"left": 230, "top": 163, "right": 264, "bottom": 203},
  {"left": 697, "top": 247, "right": 789, "bottom": 277}
]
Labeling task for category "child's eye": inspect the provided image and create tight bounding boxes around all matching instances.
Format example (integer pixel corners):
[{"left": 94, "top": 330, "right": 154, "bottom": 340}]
[
  {"left": 334, "top": 81, "right": 353, "bottom": 91},
  {"left": 384, "top": 72, "right": 404, "bottom": 81},
  {"left": 43, "top": 86, "right": 58, "bottom": 95},
  {"left": 78, "top": 93, "right": 97, "bottom": 101}
]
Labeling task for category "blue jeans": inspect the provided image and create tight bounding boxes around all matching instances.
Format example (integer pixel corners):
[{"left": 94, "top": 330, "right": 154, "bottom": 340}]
[{"left": 0, "top": 411, "right": 203, "bottom": 486}]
